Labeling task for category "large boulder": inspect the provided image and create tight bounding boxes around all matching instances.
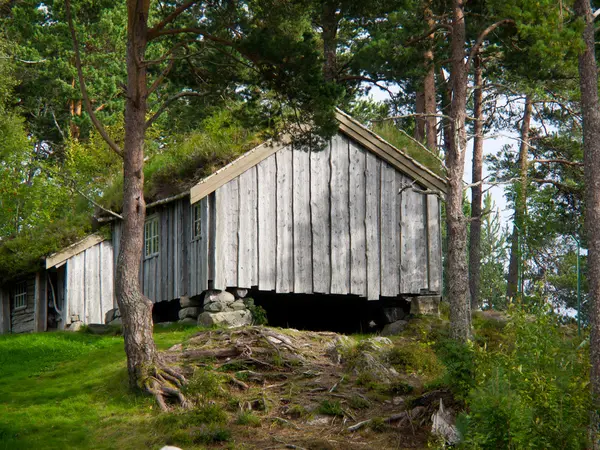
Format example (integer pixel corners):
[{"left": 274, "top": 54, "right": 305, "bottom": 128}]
[
  {"left": 179, "top": 296, "right": 202, "bottom": 308},
  {"left": 381, "top": 319, "right": 408, "bottom": 336},
  {"left": 197, "top": 310, "right": 252, "bottom": 328},
  {"left": 410, "top": 296, "right": 440, "bottom": 315},
  {"left": 178, "top": 307, "right": 202, "bottom": 320}
]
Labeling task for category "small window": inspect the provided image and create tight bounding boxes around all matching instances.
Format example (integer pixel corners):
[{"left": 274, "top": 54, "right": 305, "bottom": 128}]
[
  {"left": 14, "top": 281, "right": 27, "bottom": 310},
  {"left": 144, "top": 216, "right": 159, "bottom": 258},
  {"left": 192, "top": 204, "right": 202, "bottom": 240}
]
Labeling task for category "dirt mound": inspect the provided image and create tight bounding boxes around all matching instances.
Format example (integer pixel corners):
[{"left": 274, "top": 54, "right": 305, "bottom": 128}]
[{"left": 161, "top": 326, "right": 454, "bottom": 449}]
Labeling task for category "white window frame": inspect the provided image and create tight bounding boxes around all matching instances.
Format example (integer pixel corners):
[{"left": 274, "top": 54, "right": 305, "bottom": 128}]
[
  {"left": 192, "top": 204, "right": 202, "bottom": 241},
  {"left": 13, "top": 281, "right": 27, "bottom": 310},
  {"left": 144, "top": 216, "right": 160, "bottom": 258}
]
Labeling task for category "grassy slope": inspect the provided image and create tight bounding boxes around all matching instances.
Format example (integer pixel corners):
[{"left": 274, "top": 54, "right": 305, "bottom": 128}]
[{"left": 0, "top": 326, "right": 199, "bottom": 450}]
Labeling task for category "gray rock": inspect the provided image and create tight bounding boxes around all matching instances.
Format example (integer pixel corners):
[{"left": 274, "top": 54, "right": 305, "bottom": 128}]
[
  {"left": 325, "top": 335, "right": 355, "bottom": 364},
  {"left": 197, "top": 310, "right": 252, "bottom": 328},
  {"left": 67, "top": 321, "right": 83, "bottom": 332},
  {"left": 178, "top": 317, "right": 197, "bottom": 325},
  {"left": 229, "top": 300, "right": 247, "bottom": 311},
  {"left": 87, "top": 324, "right": 112, "bottom": 335},
  {"left": 381, "top": 320, "right": 408, "bottom": 336},
  {"left": 383, "top": 306, "right": 407, "bottom": 324},
  {"left": 179, "top": 296, "right": 202, "bottom": 308},
  {"left": 203, "top": 301, "right": 223, "bottom": 313},
  {"left": 109, "top": 318, "right": 122, "bottom": 326},
  {"left": 410, "top": 296, "right": 440, "bottom": 315},
  {"left": 230, "top": 288, "right": 248, "bottom": 299},
  {"left": 178, "top": 307, "right": 202, "bottom": 320},
  {"left": 217, "top": 291, "right": 235, "bottom": 304}
]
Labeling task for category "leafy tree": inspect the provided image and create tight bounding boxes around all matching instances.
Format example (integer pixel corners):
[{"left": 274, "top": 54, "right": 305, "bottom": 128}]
[{"left": 66, "top": 0, "right": 341, "bottom": 406}]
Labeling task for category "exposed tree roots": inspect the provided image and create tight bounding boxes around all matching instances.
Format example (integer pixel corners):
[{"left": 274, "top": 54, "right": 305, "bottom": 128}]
[{"left": 143, "top": 362, "right": 189, "bottom": 411}]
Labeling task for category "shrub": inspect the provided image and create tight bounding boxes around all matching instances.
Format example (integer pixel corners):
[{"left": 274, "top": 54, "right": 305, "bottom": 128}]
[
  {"left": 386, "top": 343, "right": 444, "bottom": 379},
  {"left": 193, "top": 424, "right": 232, "bottom": 444},
  {"left": 318, "top": 399, "right": 344, "bottom": 417},
  {"left": 235, "top": 411, "right": 261, "bottom": 427},
  {"left": 459, "top": 306, "right": 590, "bottom": 449}
]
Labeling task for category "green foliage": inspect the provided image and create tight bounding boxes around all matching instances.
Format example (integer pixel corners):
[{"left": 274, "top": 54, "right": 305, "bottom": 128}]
[
  {"left": 193, "top": 424, "right": 232, "bottom": 444},
  {"left": 244, "top": 298, "right": 268, "bottom": 326},
  {"left": 318, "top": 399, "right": 344, "bottom": 417},
  {"left": 459, "top": 306, "right": 590, "bottom": 449},
  {"left": 387, "top": 343, "right": 444, "bottom": 378},
  {"left": 186, "top": 368, "right": 225, "bottom": 403},
  {"left": 235, "top": 411, "right": 261, "bottom": 427},
  {"left": 371, "top": 121, "right": 445, "bottom": 177},
  {"left": 434, "top": 339, "right": 476, "bottom": 401}
]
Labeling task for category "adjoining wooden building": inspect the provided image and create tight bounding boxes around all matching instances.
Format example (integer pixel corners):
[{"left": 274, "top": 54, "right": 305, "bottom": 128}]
[
  {"left": 0, "top": 235, "right": 114, "bottom": 334},
  {"left": 0, "top": 110, "right": 446, "bottom": 334},
  {"left": 112, "top": 110, "right": 446, "bottom": 305}
]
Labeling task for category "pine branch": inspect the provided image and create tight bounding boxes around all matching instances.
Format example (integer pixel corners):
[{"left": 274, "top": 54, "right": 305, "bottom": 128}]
[
  {"left": 146, "top": 91, "right": 204, "bottom": 129},
  {"left": 466, "top": 19, "right": 515, "bottom": 71},
  {"left": 147, "top": 0, "right": 199, "bottom": 38}
]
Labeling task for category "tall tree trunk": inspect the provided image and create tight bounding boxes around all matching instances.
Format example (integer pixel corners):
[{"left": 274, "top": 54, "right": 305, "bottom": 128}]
[
  {"left": 117, "top": 0, "right": 157, "bottom": 389},
  {"left": 506, "top": 95, "right": 532, "bottom": 300},
  {"left": 415, "top": 90, "right": 425, "bottom": 141},
  {"left": 423, "top": 2, "right": 437, "bottom": 152},
  {"left": 574, "top": 0, "right": 600, "bottom": 445},
  {"left": 321, "top": 1, "right": 339, "bottom": 82},
  {"left": 446, "top": 0, "right": 471, "bottom": 342},
  {"left": 468, "top": 55, "right": 484, "bottom": 311}
]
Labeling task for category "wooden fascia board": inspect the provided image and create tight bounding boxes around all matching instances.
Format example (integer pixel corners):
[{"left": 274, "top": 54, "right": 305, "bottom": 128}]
[
  {"left": 190, "top": 139, "right": 288, "bottom": 204},
  {"left": 335, "top": 111, "right": 448, "bottom": 195},
  {"left": 46, "top": 234, "right": 105, "bottom": 269}
]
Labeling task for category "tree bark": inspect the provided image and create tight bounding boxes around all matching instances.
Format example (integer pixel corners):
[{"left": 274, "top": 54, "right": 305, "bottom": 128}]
[
  {"left": 415, "top": 90, "right": 425, "bottom": 142},
  {"left": 446, "top": 0, "right": 471, "bottom": 342},
  {"left": 423, "top": 2, "right": 437, "bottom": 152},
  {"left": 506, "top": 95, "right": 532, "bottom": 301},
  {"left": 116, "top": 0, "right": 159, "bottom": 389},
  {"left": 574, "top": 0, "right": 600, "bottom": 445},
  {"left": 468, "top": 55, "right": 484, "bottom": 311},
  {"left": 321, "top": 1, "right": 339, "bottom": 82}
]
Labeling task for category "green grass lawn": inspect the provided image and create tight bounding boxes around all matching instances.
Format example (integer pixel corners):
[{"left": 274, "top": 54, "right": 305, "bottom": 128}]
[{"left": 0, "top": 326, "right": 200, "bottom": 450}]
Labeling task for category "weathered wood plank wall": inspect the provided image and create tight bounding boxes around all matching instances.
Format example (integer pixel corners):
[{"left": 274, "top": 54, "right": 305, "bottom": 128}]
[
  {"left": 212, "top": 132, "right": 442, "bottom": 299},
  {"left": 109, "top": 132, "right": 442, "bottom": 304},
  {"left": 11, "top": 275, "right": 36, "bottom": 333},
  {"left": 112, "top": 197, "right": 210, "bottom": 304},
  {"left": 63, "top": 240, "right": 115, "bottom": 325}
]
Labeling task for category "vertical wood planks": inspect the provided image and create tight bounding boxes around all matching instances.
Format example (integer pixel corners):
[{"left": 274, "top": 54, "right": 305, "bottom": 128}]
[
  {"left": 213, "top": 188, "right": 226, "bottom": 291},
  {"left": 67, "top": 253, "right": 85, "bottom": 323},
  {"left": 85, "top": 246, "right": 100, "bottom": 323},
  {"left": 276, "top": 146, "right": 294, "bottom": 292},
  {"left": 310, "top": 142, "right": 331, "bottom": 294},
  {"left": 427, "top": 195, "right": 442, "bottom": 292},
  {"left": 400, "top": 177, "right": 428, "bottom": 293},
  {"left": 380, "top": 162, "right": 398, "bottom": 296},
  {"left": 293, "top": 144, "right": 312, "bottom": 293},
  {"left": 365, "top": 153, "right": 381, "bottom": 300},
  {"left": 220, "top": 179, "right": 240, "bottom": 288},
  {"left": 330, "top": 134, "right": 351, "bottom": 294},
  {"left": 238, "top": 167, "right": 258, "bottom": 289},
  {"left": 199, "top": 196, "right": 209, "bottom": 291},
  {"left": 349, "top": 141, "right": 367, "bottom": 297},
  {"left": 257, "top": 156, "right": 277, "bottom": 291},
  {"left": 100, "top": 241, "right": 115, "bottom": 318}
]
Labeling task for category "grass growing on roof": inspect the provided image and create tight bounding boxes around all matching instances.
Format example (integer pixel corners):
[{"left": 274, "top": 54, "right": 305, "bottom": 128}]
[
  {"left": 100, "top": 109, "right": 262, "bottom": 211},
  {"left": 372, "top": 121, "right": 445, "bottom": 177}
]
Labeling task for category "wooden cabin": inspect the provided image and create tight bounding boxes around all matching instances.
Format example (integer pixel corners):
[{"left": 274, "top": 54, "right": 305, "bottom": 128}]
[
  {"left": 0, "top": 110, "right": 447, "bottom": 334},
  {"left": 112, "top": 110, "right": 446, "bottom": 306},
  {"left": 0, "top": 235, "right": 115, "bottom": 334}
]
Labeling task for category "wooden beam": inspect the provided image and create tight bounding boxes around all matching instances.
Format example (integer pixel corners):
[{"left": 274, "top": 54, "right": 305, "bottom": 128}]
[
  {"left": 190, "top": 139, "right": 289, "bottom": 205},
  {"left": 46, "top": 234, "right": 105, "bottom": 269}
]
